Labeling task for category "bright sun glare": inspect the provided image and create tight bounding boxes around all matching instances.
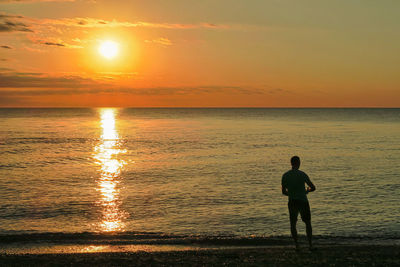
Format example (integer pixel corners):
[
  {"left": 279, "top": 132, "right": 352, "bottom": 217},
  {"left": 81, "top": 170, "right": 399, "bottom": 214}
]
[{"left": 98, "top": 40, "right": 119, "bottom": 59}]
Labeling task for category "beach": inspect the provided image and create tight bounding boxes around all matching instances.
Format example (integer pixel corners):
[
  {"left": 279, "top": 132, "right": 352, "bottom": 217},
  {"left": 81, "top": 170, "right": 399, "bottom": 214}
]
[
  {"left": 1, "top": 235, "right": 399, "bottom": 266},
  {"left": 1, "top": 244, "right": 399, "bottom": 266}
]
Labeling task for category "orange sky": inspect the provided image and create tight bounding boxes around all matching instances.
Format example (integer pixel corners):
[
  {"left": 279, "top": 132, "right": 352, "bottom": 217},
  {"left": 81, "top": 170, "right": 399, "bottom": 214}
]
[{"left": 1, "top": 0, "right": 399, "bottom": 107}]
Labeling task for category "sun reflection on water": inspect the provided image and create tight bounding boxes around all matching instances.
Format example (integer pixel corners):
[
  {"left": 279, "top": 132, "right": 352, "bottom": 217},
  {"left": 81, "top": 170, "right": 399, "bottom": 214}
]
[{"left": 93, "top": 108, "right": 128, "bottom": 232}]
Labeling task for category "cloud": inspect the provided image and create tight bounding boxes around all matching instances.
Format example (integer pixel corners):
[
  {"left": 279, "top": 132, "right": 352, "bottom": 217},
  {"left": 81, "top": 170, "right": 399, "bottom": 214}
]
[
  {"left": 0, "top": 14, "right": 24, "bottom": 19},
  {"left": 34, "top": 17, "right": 230, "bottom": 30},
  {"left": 0, "top": 72, "right": 271, "bottom": 97},
  {"left": 266, "top": 88, "right": 289, "bottom": 94},
  {"left": 0, "top": 86, "right": 252, "bottom": 97},
  {"left": 0, "top": 20, "right": 33, "bottom": 32},
  {"left": 145, "top": 37, "right": 172, "bottom": 47},
  {"left": 0, "top": 14, "right": 33, "bottom": 32},
  {"left": 0, "top": 72, "right": 287, "bottom": 97},
  {"left": 1, "top": 45, "right": 12, "bottom": 49},
  {"left": 27, "top": 35, "right": 83, "bottom": 48},
  {"left": 0, "top": 12, "right": 233, "bottom": 52},
  {"left": 136, "top": 22, "right": 230, "bottom": 30},
  {"left": 42, "top": 41, "right": 65, "bottom": 47},
  {"left": 0, "top": 12, "right": 264, "bottom": 38},
  {"left": 0, "top": 72, "right": 96, "bottom": 88},
  {"left": 0, "top": 12, "right": 230, "bottom": 51}
]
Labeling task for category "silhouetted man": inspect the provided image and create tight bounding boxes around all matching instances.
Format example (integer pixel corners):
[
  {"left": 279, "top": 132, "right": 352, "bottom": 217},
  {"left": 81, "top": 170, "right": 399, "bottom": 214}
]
[{"left": 282, "top": 156, "right": 316, "bottom": 251}]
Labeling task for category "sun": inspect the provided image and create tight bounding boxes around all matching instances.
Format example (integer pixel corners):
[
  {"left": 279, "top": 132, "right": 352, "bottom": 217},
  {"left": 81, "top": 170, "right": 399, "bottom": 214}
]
[{"left": 98, "top": 40, "right": 119, "bottom": 59}]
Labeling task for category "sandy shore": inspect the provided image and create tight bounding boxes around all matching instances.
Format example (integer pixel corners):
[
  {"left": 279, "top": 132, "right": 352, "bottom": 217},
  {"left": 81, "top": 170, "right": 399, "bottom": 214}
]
[{"left": 1, "top": 245, "right": 399, "bottom": 266}]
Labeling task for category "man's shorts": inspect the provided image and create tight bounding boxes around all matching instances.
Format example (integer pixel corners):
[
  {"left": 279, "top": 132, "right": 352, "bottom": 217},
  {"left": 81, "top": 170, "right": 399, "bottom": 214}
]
[{"left": 288, "top": 199, "right": 311, "bottom": 222}]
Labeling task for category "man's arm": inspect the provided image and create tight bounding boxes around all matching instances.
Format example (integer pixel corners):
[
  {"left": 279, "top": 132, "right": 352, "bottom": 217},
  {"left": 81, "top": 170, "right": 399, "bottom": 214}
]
[
  {"left": 305, "top": 175, "right": 316, "bottom": 193},
  {"left": 282, "top": 186, "right": 289, "bottom": 196},
  {"left": 281, "top": 174, "right": 288, "bottom": 196}
]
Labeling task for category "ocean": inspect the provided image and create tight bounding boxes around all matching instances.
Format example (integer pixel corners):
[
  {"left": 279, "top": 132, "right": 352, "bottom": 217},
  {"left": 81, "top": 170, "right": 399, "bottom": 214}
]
[{"left": 0, "top": 108, "right": 399, "bottom": 251}]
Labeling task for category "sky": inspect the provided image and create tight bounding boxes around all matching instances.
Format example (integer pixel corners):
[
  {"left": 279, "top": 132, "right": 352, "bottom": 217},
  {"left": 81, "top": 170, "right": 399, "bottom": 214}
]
[{"left": 0, "top": 0, "right": 399, "bottom": 107}]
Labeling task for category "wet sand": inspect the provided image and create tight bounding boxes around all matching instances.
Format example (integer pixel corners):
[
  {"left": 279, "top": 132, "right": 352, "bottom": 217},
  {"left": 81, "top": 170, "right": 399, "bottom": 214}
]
[{"left": 1, "top": 245, "right": 399, "bottom": 266}]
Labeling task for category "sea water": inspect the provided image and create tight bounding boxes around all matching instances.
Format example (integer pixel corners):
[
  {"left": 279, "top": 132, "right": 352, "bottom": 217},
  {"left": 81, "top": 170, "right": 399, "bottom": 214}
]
[{"left": 0, "top": 108, "right": 399, "bottom": 243}]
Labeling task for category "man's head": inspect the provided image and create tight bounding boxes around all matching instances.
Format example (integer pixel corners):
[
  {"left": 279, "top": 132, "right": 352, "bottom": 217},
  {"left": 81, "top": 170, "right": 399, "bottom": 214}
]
[{"left": 291, "top": 156, "right": 300, "bottom": 169}]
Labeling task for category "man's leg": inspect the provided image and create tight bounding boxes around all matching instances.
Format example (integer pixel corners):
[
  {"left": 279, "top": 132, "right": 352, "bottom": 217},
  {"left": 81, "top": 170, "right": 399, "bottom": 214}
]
[
  {"left": 288, "top": 200, "right": 299, "bottom": 250},
  {"left": 300, "top": 201, "right": 313, "bottom": 250},
  {"left": 305, "top": 220, "right": 313, "bottom": 250},
  {"left": 290, "top": 218, "right": 299, "bottom": 250}
]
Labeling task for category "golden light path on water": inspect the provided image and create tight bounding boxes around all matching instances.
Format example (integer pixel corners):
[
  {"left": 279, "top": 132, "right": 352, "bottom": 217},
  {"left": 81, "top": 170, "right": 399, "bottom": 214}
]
[{"left": 93, "top": 108, "right": 128, "bottom": 232}]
